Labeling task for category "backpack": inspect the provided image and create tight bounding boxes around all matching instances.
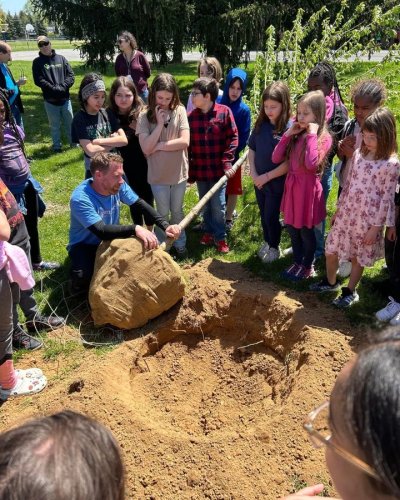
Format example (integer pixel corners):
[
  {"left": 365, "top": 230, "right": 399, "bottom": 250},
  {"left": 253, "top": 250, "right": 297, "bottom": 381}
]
[{"left": 327, "top": 99, "right": 348, "bottom": 161}]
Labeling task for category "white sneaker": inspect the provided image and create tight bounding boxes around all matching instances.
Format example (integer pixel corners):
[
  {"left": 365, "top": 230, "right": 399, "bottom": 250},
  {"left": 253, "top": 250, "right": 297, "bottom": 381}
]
[
  {"left": 282, "top": 247, "right": 293, "bottom": 256},
  {"left": 375, "top": 297, "right": 400, "bottom": 322},
  {"left": 257, "top": 242, "right": 269, "bottom": 259},
  {"left": 337, "top": 260, "right": 352, "bottom": 278},
  {"left": 261, "top": 247, "right": 281, "bottom": 263},
  {"left": 390, "top": 311, "right": 400, "bottom": 326}
]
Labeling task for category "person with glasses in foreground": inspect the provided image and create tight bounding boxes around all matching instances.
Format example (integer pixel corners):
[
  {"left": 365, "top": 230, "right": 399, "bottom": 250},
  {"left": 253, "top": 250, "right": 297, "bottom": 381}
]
[{"left": 284, "top": 329, "right": 400, "bottom": 499}]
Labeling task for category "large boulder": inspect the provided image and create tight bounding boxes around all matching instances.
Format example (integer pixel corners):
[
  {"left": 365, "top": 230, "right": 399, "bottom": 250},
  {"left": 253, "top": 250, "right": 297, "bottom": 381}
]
[{"left": 89, "top": 238, "right": 185, "bottom": 329}]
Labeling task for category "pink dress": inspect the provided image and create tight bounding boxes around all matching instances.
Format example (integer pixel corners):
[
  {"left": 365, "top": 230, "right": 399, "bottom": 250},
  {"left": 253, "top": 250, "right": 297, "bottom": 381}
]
[
  {"left": 272, "top": 132, "right": 332, "bottom": 229},
  {"left": 326, "top": 149, "right": 400, "bottom": 267}
]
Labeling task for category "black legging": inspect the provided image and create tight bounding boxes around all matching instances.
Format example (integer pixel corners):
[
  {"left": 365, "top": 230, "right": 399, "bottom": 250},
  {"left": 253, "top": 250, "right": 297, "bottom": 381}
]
[{"left": 23, "top": 181, "right": 42, "bottom": 265}]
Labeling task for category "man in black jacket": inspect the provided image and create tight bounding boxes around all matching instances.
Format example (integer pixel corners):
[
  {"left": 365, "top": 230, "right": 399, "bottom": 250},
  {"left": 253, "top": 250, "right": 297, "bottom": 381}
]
[
  {"left": 0, "top": 42, "right": 25, "bottom": 127},
  {"left": 32, "top": 36, "right": 75, "bottom": 152}
]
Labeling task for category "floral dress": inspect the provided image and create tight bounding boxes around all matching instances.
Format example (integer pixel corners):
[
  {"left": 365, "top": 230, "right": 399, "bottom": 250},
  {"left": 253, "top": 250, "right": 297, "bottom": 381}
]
[{"left": 325, "top": 149, "right": 400, "bottom": 267}]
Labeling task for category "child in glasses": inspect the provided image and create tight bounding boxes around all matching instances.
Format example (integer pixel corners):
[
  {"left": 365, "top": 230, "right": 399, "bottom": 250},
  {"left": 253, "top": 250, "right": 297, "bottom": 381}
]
[{"left": 188, "top": 77, "right": 238, "bottom": 253}]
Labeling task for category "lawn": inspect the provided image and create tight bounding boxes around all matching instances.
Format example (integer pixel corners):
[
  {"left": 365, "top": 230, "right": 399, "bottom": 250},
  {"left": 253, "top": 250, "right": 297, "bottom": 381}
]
[
  {"left": 7, "top": 38, "right": 81, "bottom": 51},
  {"left": 10, "top": 59, "right": 400, "bottom": 340}
]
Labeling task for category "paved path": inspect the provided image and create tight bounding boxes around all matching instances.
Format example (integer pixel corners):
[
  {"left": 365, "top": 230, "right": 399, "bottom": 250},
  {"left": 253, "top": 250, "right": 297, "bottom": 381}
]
[{"left": 12, "top": 49, "right": 391, "bottom": 62}]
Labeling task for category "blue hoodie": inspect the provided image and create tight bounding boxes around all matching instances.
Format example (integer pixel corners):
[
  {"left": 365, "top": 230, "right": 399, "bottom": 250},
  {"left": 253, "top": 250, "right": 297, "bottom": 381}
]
[{"left": 220, "top": 68, "right": 251, "bottom": 157}]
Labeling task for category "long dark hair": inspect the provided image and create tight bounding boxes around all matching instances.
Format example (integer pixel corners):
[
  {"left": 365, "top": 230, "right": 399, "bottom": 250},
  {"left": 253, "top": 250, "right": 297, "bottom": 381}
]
[
  {"left": 0, "top": 89, "right": 26, "bottom": 157},
  {"left": 109, "top": 76, "right": 144, "bottom": 125},
  {"left": 344, "top": 330, "right": 400, "bottom": 497}
]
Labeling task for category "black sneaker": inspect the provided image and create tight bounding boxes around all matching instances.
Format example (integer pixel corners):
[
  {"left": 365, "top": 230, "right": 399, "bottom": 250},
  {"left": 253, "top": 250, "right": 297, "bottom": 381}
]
[
  {"left": 13, "top": 325, "right": 43, "bottom": 351},
  {"left": 309, "top": 277, "right": 341, "bottom": 292},
  {"left": 26, "top": 314, "right": 65, "bottom": 333}
]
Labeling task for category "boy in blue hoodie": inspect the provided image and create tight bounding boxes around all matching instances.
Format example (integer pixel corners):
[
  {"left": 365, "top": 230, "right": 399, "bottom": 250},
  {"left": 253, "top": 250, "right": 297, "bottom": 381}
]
[{"left": 220, "top": 68, "right": 251, "bottom": 229}]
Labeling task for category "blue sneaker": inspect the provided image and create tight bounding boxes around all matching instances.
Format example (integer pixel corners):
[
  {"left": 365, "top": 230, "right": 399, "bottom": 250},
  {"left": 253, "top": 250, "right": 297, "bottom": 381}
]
[{"left": 332, "top": 287, "right": 359, "bottom": 308}]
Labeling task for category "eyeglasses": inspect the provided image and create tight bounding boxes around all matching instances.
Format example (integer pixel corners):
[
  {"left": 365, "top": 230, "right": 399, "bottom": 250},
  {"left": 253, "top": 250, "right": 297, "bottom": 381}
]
[
  {"left": 190, "top": 91, "right": 202, "bottom": 97},
  {"left": 303, "top": 401, "right": 380, "bottom": 481},
  {"left": 118, "top": 39, "right": 126, "bottom": 44},
  {"left": 38, "top": 41, "right": 50, "bottom": 48}
]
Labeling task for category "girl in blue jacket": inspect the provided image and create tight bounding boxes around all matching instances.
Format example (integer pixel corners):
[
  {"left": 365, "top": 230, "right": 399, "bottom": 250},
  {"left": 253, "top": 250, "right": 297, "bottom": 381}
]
[{"left": 220, "top": 68, "right": 251, "bottom": 229}]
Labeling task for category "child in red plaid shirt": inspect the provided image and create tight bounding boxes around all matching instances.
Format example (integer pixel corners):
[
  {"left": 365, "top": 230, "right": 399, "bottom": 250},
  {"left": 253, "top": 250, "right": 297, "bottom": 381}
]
[{"left": 188, "top": 78, "right": 238, "bottom": 253}]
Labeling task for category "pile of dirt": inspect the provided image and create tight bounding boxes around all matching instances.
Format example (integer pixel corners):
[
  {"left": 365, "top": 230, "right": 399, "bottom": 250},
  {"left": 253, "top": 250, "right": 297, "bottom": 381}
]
[{"left": 0, "top": 259, "right": 356, "bottom": 499}]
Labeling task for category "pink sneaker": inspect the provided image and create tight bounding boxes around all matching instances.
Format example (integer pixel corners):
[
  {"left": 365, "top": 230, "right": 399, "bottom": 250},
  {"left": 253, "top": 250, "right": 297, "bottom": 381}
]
[{"left": 216, "top": 240, "right": 230, "bottom": 253}]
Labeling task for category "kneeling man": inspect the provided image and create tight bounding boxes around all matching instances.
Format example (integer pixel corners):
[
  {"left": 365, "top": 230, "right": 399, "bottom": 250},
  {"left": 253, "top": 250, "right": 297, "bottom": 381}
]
[{"left": 68, "top": 152, "right": 180, "bottom": 292}]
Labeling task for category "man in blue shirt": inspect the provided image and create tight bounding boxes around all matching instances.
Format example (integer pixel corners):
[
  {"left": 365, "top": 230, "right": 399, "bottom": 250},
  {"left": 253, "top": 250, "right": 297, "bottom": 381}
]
[
  {"left": 0, "top": 42, "right": 25, "bottom": 127},
  {"left": 68, "top": 151, "right": 180, "bottom": 293}
]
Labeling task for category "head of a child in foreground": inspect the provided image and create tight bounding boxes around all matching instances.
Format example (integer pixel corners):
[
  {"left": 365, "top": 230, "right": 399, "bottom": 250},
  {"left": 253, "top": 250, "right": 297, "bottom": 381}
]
[
  {"left": 191, "top": 78, "right": 219, "bottom": 110},
  {"left": 360, "top": 107, "right": 397, "bottom": 160},
  {"left": 79, "top": 73, "right": 106, "bottom": 114},
  {"left": 316, "top": 330, "right": 400, "bottom": 500},
  {"left": 351, "top": 78, "right": 387, "bottom": 127},
  {"left": 255, "top": 81, "right": 291, "bottom": 134},
  {"left": 0, "top": 410, "right": 125, "bottom": 500}
]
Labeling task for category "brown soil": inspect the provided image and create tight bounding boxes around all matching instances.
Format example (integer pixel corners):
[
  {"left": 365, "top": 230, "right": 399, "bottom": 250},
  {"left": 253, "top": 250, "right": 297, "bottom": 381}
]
[{"left": 0, "top": 258, "right": 358, "bottom": 499}]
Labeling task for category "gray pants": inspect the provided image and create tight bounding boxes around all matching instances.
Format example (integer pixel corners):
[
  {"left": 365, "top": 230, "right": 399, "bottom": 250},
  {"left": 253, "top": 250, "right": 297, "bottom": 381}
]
[
  {"left": 0, "top": 268, "right": 13, "bottom": 363},
  {"left": 9, "top": 222, "right": 39, "bottom": 328}
]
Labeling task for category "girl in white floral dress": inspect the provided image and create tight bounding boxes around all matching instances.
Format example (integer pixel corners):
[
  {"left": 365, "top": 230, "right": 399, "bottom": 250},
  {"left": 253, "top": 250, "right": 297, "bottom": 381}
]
[{"left": 311, "top": 108, "right": 400, "bottom": 308}]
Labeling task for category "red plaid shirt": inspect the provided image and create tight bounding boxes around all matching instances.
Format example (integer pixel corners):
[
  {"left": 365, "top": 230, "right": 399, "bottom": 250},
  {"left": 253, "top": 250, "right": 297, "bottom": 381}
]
[{"left": 188, "top": 103, "right": 238, "bottom": 182}]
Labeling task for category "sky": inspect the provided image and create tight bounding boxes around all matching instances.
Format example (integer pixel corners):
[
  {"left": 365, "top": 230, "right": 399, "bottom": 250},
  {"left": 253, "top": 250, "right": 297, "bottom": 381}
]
[{"left": 1, "top": 0, "right": 27, "bottom": 14}]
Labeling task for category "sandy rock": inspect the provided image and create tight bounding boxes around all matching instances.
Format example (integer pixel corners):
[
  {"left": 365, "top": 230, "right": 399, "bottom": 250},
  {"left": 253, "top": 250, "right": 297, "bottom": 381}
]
[{"left": 89, "top": 238, "right": 185, "bottom": 328}]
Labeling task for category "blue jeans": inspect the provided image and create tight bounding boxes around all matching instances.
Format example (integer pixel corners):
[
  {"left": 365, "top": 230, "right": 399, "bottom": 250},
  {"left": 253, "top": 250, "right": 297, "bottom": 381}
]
[
  {"left": 196, "top": 180, "right": 227, "bottom": 241},
  {"left": 44, "top": 99, "right": 74, "bottom": 149},
  {"left": 314, "top": 163, "right": 334, "bottom": 257},
  {"left": 11, "top": 103, "right": 23, "bottom": 129},
  {"left": 139, "top": 88, "right": 149, "bottom": 104},
  {"left": 151, "top": 181, "right": 187, "bottom": 250}
]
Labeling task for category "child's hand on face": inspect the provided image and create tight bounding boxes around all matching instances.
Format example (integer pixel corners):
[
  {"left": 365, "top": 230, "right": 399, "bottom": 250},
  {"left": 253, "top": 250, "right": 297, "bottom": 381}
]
[
  {"left": 286, "top": 122, "right": 304, "bottom": 136},
  {"left": 307, "top": 123, "right": 319, "bottom": 134},
  {"left": 363, "top": 226, "right": 380, "bottom": 245},
  {"left": 155, "top": 106, "right": 166, "bottom": 126},
  {"left": 339, "top": 135, "right": 356, "bottom": 158}
]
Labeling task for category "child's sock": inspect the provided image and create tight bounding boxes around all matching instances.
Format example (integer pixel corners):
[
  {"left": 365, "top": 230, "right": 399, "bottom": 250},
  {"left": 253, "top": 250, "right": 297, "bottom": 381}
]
[{"left": 0, "top": 359, "right": 17, "bottom": 390}]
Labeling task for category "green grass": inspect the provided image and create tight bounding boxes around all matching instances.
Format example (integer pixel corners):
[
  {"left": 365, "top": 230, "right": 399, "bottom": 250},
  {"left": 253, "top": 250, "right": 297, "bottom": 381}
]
[
  {"left": 11, "top": 60, "right": 400, "bottom": 336},
  {"left": 7, "top": 39, "right": 82, "bottom": 52}
]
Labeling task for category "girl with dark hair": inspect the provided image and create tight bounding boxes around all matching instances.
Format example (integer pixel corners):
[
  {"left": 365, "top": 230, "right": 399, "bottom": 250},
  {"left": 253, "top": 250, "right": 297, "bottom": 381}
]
[
  {"left": 109, "top": 76, "right": 154, "bottom": 227},
  {"left": 136, "top": 73, "right": 189, "bottom": 259},
  {"left": 71, "top": 73, "right": 127, "bottom": 179},
  {"left": 311, "top": 108, "right": 399, "bottom": 308},
  {"left": 308, "top": 62, "right": 348, "bottom": 259},
  {"left": 0, "top": 89, "right": 57, "bottom": 270},
  {"left": 285, "top": 330, "right": 400, "bottom": 499},
  {"left": 272, "top": 90, "right": 332, "bottom": 280},
  {"left": 115, "top": 31, "right": 151, "bottom": 103},
  {"left": 249, "top": 81, "right": 291, "bottom": 264}
]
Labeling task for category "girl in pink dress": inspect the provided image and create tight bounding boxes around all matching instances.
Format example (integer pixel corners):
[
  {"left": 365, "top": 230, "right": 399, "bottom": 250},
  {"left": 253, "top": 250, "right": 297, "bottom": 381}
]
[
  {"left": 272, "top": 90, "right": 332, "bottom": 280},
  {"left": 311, "top": 108, "right": 399, "bottom": 308}
]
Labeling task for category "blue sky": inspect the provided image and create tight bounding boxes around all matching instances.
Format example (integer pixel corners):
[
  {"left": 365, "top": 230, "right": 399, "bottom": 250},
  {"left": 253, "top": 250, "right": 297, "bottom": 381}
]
[{"left": 2, "top": 0, "right": 26, "bottom": 14}]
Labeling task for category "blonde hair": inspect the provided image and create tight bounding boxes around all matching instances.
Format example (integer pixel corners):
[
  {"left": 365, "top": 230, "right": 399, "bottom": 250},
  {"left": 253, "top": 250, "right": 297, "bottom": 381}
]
[
  {"left": 287, "top": 90, "right": 331, "bottom": 173},
  {"left": 197, "top": 57, "right": 222, "bottom": 84}
]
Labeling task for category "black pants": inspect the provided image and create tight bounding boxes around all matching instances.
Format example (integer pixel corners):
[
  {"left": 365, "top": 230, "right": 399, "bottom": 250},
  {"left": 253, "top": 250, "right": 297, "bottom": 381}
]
[
  {"left": 68, "top": 243, "right": 99, "bottom": 291},
  {"left": 385, "top": 218, "right": 400, "bottom": 298},
  {"left": 254, "top": 185, "right": 283, "bottom": 249},
  {"left": 286, "top": 224, "right": 316, "bottom": 268},
  {"left": 23, "top": 181, "right": 42, "bottom": 264}
]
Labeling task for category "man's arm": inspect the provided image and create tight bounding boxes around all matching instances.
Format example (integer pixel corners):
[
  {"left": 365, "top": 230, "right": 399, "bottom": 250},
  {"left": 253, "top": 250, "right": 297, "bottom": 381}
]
[
  {"left": 62, "top": 58, "right": 75, "bottom": 90},
  {"left": 32, "top": 59, "right": 54, "bottom": 91}
]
